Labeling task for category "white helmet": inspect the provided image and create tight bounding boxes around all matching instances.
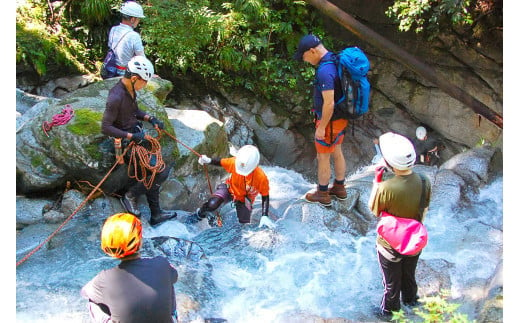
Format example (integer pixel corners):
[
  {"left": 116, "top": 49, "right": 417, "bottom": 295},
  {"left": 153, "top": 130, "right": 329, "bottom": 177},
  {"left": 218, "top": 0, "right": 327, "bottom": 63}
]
[
  {"left": 235, "top": 145, "right": 260, "bottom": 176},
  {"left": 120, "top": 1, "right": 145, "bottom": 18},
  {"left": 416, "top": 126, "right": 427, "bottom": 140},
  {"left": 127, "top": 56, "right": 154, "bottom": 81},
  {"left": 379, "top": 132, "right": 416, "bottom": 170}
]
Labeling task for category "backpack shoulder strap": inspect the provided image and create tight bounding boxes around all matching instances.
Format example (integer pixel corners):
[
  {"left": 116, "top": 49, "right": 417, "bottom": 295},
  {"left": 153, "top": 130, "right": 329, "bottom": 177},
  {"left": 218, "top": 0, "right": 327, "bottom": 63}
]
[
  {"left": 417, "top": 173, "right": 427, "bottom": 222},
  {"left": 110, "top": 30, "right": 132, "bottom": 51}
]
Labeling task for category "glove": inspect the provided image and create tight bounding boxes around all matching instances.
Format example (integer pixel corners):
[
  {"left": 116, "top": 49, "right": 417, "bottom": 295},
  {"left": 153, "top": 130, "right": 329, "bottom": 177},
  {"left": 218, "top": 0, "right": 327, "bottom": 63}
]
[
  {"left": 374, "top": 166, "right": 387, "bottom": 183},
  {"left": 198, "top": 155, "right": 212, "bottom": 165},
  {"left": 130, "top": 131, "right": 147, "bottom": 145},
  {"left": 149, "top": 116, "right": 164, "bottom": 130},
  {"left": 259, "top": 215, "right": 275, "bottom": 229}
]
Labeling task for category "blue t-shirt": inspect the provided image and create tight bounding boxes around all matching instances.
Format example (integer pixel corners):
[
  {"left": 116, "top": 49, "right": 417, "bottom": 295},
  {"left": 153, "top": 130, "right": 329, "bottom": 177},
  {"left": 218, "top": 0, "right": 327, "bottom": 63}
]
[{"left": 312, "top": 52, "right": 341, "bottom": 118}]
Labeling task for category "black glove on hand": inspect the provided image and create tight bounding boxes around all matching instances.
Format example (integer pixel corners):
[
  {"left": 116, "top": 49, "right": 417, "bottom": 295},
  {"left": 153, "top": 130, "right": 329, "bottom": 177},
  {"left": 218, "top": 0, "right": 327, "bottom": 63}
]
[
  {"left": 130, "top": 131, "right": 147, "bottom": 144},
  {"left": 149, "top": 116, "right": 164, "bottom": 130}
]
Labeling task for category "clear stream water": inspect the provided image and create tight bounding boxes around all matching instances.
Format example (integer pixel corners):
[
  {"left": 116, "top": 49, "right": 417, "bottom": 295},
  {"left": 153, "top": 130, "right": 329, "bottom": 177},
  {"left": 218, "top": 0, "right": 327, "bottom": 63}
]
[{"left": 15, "top": 165, "right": 503, "bottom": 322}]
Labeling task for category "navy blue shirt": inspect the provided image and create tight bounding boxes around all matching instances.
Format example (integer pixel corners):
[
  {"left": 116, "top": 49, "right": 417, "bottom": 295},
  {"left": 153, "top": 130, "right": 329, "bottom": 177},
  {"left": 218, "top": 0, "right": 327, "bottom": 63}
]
[{"left": 312, "top": 52, "right": 341, "bottom": 119}]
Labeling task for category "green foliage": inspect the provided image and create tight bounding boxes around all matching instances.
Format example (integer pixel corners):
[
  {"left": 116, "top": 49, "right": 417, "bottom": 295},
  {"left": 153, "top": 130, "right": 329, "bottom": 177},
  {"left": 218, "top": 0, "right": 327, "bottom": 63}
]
[
  {"left": 16, "top": 0, "right": 94, "bottom": 76},
  {"left": 59, "top": 0, "right": 120, "bottom": 60},
  {"left": 386, "top": 0, "right": 473, "bottom": 34},
  {"left": 385, "top": 0, "right": 502, "bottom": 39},
  {"left": 142, "top": 0, "right": 324, "bottom": 103},
  {"left": 392, "top": 290, "right": 475, "bottom": 323}
]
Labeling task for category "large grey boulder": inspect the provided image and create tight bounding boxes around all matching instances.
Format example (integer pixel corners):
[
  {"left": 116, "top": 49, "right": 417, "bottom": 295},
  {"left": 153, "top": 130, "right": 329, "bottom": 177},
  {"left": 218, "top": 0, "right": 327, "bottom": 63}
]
[{"left": 16, "top": 77, "right": 178, "bottom": 194}]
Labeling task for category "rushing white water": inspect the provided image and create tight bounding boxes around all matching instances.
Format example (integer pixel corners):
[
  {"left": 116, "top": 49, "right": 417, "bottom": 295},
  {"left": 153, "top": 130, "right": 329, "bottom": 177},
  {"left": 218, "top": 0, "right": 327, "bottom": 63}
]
[{"left": 15, "top": 165, "right": 503, "bottom": 322}]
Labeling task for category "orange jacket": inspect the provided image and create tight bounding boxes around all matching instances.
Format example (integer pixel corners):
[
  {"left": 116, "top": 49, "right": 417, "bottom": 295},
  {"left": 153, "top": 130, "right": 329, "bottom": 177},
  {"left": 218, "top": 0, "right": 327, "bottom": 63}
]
[{"left": 220, "top": 157, "right": 269, "bottom": 203}]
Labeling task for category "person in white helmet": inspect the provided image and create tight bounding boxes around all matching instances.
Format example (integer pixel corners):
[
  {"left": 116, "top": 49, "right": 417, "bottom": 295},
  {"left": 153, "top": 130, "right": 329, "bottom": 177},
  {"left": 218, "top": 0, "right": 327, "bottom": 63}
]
[
  {"left": 189, "top": 145, "right": 275, "bottom": 228},
  {"left": 106, "top": 1, "right": 147, "bottom": 78},
  {"left": 368, "top": 132, "right": 431, "bottom": 320},
  {"left": 412, "top": 126, "right": 440, "bottom": 166},
  {"left": 102, "top": 56, "right": 177, "bottom": 226}
]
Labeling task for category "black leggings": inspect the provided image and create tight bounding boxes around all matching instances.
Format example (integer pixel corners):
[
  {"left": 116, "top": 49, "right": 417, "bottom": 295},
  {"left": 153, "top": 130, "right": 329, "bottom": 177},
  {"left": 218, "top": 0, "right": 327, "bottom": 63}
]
[{"left": 377, "top": 249, "right": 420, "bottom": 313}]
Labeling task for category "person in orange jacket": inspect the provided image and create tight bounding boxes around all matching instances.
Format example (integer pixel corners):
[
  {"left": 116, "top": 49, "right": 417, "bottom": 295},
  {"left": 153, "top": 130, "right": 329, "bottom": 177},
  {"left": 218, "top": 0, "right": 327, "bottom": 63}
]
[{"left": 188, "top": 145, "right": 275, "bottom": 228}]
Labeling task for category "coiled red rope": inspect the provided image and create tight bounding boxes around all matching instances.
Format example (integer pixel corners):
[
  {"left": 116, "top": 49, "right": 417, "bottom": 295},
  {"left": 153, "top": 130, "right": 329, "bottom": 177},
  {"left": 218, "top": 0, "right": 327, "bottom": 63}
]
[{"left": 42, "top": 105, "right": 74, "bottom": 137}]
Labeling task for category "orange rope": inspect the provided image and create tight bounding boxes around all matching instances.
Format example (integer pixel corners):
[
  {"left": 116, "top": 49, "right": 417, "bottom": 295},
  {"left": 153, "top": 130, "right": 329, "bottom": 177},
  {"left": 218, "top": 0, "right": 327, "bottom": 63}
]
[
  {"left": 160, "top": 130, "right": 222, "bottom": 226},
  {"left": 127, "top": 135, "right": 165, "bottom": 190},
  {"left": 16, "top": 142, "right": 135, "bottom": 267}
]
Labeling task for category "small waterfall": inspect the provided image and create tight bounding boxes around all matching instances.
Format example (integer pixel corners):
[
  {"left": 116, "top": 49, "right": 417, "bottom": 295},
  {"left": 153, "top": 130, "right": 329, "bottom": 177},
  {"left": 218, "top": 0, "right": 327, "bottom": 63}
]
[{"left": 16, "top": 166, "right": 503, "bottom": 322}]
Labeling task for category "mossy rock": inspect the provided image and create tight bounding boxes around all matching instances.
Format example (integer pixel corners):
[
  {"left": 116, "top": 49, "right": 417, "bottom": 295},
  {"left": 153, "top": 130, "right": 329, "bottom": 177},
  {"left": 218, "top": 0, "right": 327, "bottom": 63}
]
[{"left": 16, "top": 78, "right": 179, "bottom": 194}]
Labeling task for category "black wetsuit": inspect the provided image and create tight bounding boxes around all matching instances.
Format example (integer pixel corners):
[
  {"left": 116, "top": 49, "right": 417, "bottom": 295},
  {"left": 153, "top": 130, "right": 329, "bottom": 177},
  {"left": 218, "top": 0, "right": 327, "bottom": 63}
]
[{"left": 101, "top": 80, "right": 172, "bottom": 217}]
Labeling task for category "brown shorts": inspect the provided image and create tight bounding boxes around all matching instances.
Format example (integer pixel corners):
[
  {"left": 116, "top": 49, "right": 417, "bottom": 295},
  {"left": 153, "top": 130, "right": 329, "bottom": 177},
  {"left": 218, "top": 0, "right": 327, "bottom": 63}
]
[{"left": 314, "top": 119, "right": 348, "bottom": 154}]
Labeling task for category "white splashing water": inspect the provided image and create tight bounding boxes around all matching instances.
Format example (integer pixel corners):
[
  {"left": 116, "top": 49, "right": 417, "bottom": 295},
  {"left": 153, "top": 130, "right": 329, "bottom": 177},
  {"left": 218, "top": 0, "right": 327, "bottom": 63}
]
[{"left": 15, "top": 167, "right": 502, "bottom": 322}]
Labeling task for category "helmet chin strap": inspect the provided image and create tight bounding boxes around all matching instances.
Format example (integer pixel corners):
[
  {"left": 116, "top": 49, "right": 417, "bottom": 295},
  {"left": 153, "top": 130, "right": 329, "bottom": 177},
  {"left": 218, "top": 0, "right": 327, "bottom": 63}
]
[{"left": 130, "top": 78, "right": 137, "bottom": 100}]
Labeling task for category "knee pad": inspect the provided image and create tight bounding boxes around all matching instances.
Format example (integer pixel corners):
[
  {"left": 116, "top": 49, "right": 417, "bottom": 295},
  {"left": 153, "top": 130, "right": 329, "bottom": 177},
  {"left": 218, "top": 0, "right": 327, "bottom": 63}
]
[{"left": 203, "top": 196, "right": 224, "bottom": 212}]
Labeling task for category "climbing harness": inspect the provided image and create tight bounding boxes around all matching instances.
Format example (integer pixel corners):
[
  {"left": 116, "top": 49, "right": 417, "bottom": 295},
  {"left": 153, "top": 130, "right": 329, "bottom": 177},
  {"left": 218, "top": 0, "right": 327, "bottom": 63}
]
[
  {"left": 114, "top": 138, "right": 124, "bottom": 164},
  {"left": 42, "top": 104, "right": 74, "bottom": 137}
]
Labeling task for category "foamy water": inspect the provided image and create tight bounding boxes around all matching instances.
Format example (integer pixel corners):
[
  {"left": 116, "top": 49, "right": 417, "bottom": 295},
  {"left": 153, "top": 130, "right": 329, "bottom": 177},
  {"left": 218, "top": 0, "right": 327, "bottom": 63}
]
[{"left": 16, "top": 166, "right": 503, "bottom": 322}]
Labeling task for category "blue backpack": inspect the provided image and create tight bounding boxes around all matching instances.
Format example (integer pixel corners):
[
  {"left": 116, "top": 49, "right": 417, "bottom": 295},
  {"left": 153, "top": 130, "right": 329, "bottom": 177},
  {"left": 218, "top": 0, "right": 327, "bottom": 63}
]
[{"left": 321, "top": 46, "right": 371, "bottom": 120}]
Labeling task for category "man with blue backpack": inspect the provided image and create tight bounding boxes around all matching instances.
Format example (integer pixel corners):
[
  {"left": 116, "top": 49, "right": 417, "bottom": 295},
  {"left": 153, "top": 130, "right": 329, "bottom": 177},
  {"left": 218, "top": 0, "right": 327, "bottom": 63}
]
[
  {"left": 294, "top": 34, "right": 371, "bottom": 206},
  {"left": 294, "top": 34, "right": 348, "bottom": 206}
]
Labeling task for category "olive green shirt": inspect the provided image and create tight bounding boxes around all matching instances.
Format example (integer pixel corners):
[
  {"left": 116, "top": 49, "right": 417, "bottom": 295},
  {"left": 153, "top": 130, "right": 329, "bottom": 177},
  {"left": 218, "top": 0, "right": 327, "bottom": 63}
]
[{"left": 371, "top": 172, "right": 431, "bottom": 249}]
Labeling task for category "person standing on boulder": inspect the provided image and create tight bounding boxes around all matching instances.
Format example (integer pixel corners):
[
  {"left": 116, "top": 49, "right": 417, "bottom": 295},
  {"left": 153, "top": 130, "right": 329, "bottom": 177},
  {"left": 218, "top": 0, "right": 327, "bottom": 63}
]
[
  {"left": 293, "top": 34, "right": 348, "bottom": 207},
  {"left": 368, "top": 132, "right": 431, "bottom": 320},
  {"left": 106, "top": 1, "right": 148, "bottom": 78},
  {"left": 101, "top": 56, "right": 176, "bottom": 226},
  {"left": 188, "top": 145, "right": 275, "bottom": 228},
  {"left": 81, "top": 213, "right": 179, "bottom": 322}
]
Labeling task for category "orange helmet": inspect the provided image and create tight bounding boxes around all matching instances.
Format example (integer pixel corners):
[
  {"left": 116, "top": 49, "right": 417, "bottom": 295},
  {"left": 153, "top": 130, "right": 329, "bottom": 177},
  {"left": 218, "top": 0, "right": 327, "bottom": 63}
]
[{"left": 101, "top": 213, "right": 142, "bottom": 258}]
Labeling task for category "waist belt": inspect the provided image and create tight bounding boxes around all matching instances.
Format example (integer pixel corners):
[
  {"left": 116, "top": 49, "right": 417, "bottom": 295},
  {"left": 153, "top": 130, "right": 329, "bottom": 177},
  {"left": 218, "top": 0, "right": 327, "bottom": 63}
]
[
  {"left": 315, "top": 128, "right": 346, "bottom": 147},
  {"left": 116, "top": 65, "right": 126, "bottom": 70}
]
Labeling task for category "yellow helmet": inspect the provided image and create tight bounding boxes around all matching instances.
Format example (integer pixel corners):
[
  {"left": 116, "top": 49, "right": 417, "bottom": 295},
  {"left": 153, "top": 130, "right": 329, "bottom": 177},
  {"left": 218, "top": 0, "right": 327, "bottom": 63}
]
[{"left": 101, "top": 213, "right": 142, "bottom": 259}]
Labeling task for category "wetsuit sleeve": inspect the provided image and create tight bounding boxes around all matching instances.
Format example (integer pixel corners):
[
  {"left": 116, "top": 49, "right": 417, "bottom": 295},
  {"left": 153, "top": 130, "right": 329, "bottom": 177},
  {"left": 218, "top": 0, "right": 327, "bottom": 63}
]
[
  {"left": 135, "top": 108, "right": 147, "bottom": 121},
  {"left": 261, "top": 195, "right": 269, "bottom": 217},
  {"left": 258, "top": 169, "right": 270, "bottom": 196},
  {"left": 209, "top": 157, "right": 222, "bottom": 166},
  {"left": 102, "top": 94, "right": 129, "bottom": 138},
  {"left": 169, "top": 263, "right": 178, "bottom": 284},
  {"left": 80, "top": 272, "right": 105, "bottom": 304}
]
